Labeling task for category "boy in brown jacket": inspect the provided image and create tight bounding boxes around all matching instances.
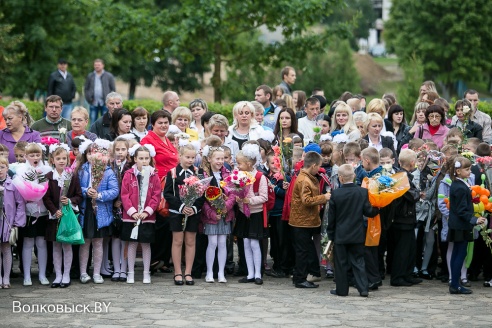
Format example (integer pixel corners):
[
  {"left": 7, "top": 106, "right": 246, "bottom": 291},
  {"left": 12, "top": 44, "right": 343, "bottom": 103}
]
[{"left": 289, "top": 151, "right": 331, "bottom": 288}]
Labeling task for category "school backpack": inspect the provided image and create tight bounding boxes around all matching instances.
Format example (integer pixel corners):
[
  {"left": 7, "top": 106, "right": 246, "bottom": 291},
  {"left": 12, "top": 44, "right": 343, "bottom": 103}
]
[
  {"left": 253, "top": 171, "right": 276, "bottom": 211},
  {"left": 156, "top": 168, "right": 176, "bottom": 217}
]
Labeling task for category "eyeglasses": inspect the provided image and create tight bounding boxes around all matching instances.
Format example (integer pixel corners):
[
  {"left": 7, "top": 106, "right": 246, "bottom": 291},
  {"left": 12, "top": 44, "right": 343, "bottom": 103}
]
[{"left": 428, "top": 115, "right": 441, "bottom": 120}]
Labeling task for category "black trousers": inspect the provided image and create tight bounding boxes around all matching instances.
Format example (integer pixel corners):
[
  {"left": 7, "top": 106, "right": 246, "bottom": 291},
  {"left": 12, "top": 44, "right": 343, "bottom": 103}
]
[
  {"left": 469, "top": 235, "right": 492, "bottom": 281},
  {"left": 269, "top": 215, "right": 283, "bottom": 271},
  {"left": 364, "top": 245, "right": 380, "bottom": 284},
  {"left": 280, "top": 220, "right": 295, "bottom": 274},
  {"left": 390, "top": 225, "right": 416, "bottom": 283},
  {"left": 291, "top": 226, "right": 319, "bottom": 284},
  {"left": 334, "top": 243, "right": 368, "bottom": 296},
  {"left": 151, "top": 215, "right": 172, "bottom": 266}
]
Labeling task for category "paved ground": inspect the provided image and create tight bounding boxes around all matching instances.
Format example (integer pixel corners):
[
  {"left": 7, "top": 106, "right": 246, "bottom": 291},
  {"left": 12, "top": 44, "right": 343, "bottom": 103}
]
[{"left": 2, "top": 259, "right": 492, "bottom": 328}]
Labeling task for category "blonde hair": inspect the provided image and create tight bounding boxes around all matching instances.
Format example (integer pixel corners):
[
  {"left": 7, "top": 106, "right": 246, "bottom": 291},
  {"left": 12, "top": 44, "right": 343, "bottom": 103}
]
[
  {"left": 330, "top": 103, "right": 358, "bottom": 135},
  {"left": 0, "top": 157, "right": 8, "bottom": 167},
  {"left": 232, "top": 101, "right": 256, "bottom": 126},
  {"left": 25, "top": 143, "right": 44, "bottom": 155},
  {"left": 399, "top": 149, "right": 417, "bottom": 167},
  {"left": 338, "top": 164, "right": 355, "bottom": 180},
  {"left": 363, "top": 113, "right": 384, "bottom": 133},
  {"left": 49, "top": 147, "right": 69, "bottom": 164},
  {"left": 71, "top": 106, "right": 89, "bottom": 121},
  {"left": 208, "top": 114, "right": 229, "bottom": 130},
  {"left": 366, "top": 98, "right": 387, "bottom": 118},
  {"left": 410, "top": 102, "right": 430, "bottom": 125},
  {"left": 361, "top": 147, "right": 379, "bottom": 165},
  {"left": 172, "top": 107, "right": 192, "bottom": 124},
  {"left": 347, "top": 98, "right": 361, "bottom": 112},
  {"left": 4, "top": 100, "right": 33, "bottom": 126},
  {"left": 178, "top": 143, "right": 196, "bottom": 156},
  {"left": 282, "top": 94, "right": 295, "bottom": 110}
]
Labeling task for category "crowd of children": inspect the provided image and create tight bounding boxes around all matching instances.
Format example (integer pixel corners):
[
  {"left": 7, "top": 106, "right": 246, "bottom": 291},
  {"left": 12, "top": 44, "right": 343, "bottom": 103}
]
[{"left": 1, "top": 85, "right": 492, "bottom": 299}]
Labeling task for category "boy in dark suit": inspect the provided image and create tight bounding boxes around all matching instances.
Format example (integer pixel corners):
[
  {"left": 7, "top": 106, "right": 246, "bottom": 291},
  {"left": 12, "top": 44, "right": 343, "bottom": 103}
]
[{"left": 327, "top": 164, "right": 379, "bottom": 297}]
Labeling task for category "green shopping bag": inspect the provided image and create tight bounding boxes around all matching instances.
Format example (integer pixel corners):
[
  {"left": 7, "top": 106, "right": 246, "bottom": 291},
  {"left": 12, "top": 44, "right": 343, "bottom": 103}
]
[{"left": 56, "top": 204, "right": 85, "bottom": 245}]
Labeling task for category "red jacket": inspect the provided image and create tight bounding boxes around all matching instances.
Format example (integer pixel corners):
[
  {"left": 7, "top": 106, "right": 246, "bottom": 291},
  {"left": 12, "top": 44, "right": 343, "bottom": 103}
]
[{"left": 121, "top": 166, "right": 161, "bottom": 224}]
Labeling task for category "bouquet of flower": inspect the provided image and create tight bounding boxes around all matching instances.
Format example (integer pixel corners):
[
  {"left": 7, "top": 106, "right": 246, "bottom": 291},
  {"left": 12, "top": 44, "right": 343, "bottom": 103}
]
[
  {"left": 179, "top": 175, "right": 213, "bottom": 231},
  {"left": 87, "top": 149, "right": 110, "bottom": 213},
  {"left": 313, "top": 126, "right": 322, "bottom": 144},
  {"left": 60, "top": 166, "right": 74, "bottom": 209},
  {"left": 222, "top": 169, "right": 255, "bottom": 217},
  {"left": 12, "top": 164, "right": 51, "bottom": 202},
  {"left": 41, "top": 136, "right": 60, "bottom": 146},
  {"left": 362, "top": 172, "right": 410, "bottom": 246},
  {"left": 58, "top": 127, "right": 67, "bottom": 144},
  {"left": 205, "top": 186, "right": 227, "bottom": 220}
]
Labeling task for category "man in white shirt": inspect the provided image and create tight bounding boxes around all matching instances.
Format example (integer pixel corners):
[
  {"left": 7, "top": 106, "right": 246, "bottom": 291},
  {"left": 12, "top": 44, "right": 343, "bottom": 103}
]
[{"left": 297, "top": 97, "right": 321, "bottom": 142}]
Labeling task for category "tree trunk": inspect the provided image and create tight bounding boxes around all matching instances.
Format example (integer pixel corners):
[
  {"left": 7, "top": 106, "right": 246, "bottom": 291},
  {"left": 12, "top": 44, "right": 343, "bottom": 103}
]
[
  {"left": 212, "top": 43, "right": 222, "bottom": 104},
  {"left": 129, "top": 76, "right": 137, "bottom": 100}
]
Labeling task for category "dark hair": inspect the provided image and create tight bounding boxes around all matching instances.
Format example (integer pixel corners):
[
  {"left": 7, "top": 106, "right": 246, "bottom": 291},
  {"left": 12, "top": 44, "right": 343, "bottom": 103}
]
[
  {"left": 379, "top": 147, "right": 394, "bottom": 159},
  {"left": 256, "top": 85, "right": 273, "bottom": 101},
  {"left": 281, "top": 66, "right": 294, "bottom": 80},
  {"left": 273, "top": 107, "right": 299, "bottom": 138},
  {"left": 189, "top": 98, "right": 209, "bottom": 112},
  {"left": 303, "top": 151, "right": 322, "bottom": 167},
  {"left": 318, "top": 114, "right": 331, "bottom": 122},
  {"left": 293, "top": 90, "right": 307, "bottom": 110},
  {"left": 448, "top": 155, "right": 472, "bottom": 181},
  {"left": 274, "top": 98, "right": 287, "bottom": 108},
  {"left": 312, "top": 88, "right": 323, "bottom": 95},
  {"left": 383, "top": 94, "right": 396, "bottom": 106},
  {"left": 45, "top": 95, "right": 63, "bottom": 107},
  {"left": 150, "top": 109, "right": 172, "bottom": 126},
  {"left": 257, "top": 139, "right": 272, "bottom": 155},
  {"left": 339, "top": 91, "right": 353, "bottom": 103},
  {"left": 454, "top": 99, "right": 472, "bottom": 112},
  {"left": 477, "top": 143, "right": 491, "bottom": 157},
  {"left": 201, "top": 111, "right": 216, "bottom": 126},
  {"left": 71, "top": 136, "right": 84, "bottom": 148},
  {"left": 463, "top": 89, "right": 478, "bottom": 98},
  {"left": 305, "top": 97, "right": 320, "bottom": 107},
  {"left": 387, "top": 104, "right": 407, "bottom": 125},
  {"left": 131, "top": 107, "right": 150, "bottom": 127},
  {"left": 425, "top": 105, "right": 446, "bottom": 125},
  {"left": 110, "top": 108, "right": 132, "bottom": 135}
]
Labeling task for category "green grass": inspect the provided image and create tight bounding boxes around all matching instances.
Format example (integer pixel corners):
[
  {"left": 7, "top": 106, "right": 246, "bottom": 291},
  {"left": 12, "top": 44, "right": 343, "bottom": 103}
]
[{"left": 373, "top": 57, "right": 399, "bottom": 66}]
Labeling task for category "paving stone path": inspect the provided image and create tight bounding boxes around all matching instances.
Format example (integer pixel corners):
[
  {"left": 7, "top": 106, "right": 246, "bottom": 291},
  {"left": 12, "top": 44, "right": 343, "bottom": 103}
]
[{"left": 2, "top": 261, "right": 492, "bottom": 327}]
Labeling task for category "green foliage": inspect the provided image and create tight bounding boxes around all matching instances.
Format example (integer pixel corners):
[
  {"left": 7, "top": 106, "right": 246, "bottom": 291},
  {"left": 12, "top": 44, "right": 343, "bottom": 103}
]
[
  {"left": 385, "top": 0, "right": 492, "bottom": 92},
  {"left": 0, "top": 100, "right": 44, "bottom": 121},
  {"left": 0, "top": 14, "right": 23, "bottom": 91},
  {"left": 397, "top": 55, "right": 424, "bottom": 120},
  {"left": 122, "top": 100, "right": 234, "bottom": 123},
  {"left": 323, "top": 0, "right": 377, "bottom": 49},
  {"left": 293, "top": 38, "right": 360, "bottom": 101}
]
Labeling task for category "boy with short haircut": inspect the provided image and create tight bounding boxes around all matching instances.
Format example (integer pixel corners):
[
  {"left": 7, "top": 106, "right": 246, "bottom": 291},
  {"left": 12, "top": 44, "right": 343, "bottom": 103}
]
[
  {"left": 390, "top": 149, "right": 421, "bottom": 287},
  {"left": 408, "top": 138, "right": 424, "bottom": 152},
  {"left": 289, "top": 152, "right": 331, "bottom": 288},
  {"left": 379, "top": 147, "right": 396, "bottom": 173},
  {"left": 476, "top": 143, "right": 491, "bottom": 157},
  {"left": 328, "top": 164, "right": 379, "bottom": 297},
  {"left": 463, "top": 137, "right": 480, "bottom": 154}
]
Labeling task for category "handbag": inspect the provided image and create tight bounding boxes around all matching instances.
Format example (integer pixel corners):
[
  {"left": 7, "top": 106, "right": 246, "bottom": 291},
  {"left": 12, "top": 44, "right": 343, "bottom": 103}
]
[
  {"left": 157, "top": 168, "right": 176, "bottom": 217},
  {"left": 56, "top": 204, "right": 85, "bottom": 245},
  {"left": 9, "top": 227, "right": 18, "bottom": 246}
]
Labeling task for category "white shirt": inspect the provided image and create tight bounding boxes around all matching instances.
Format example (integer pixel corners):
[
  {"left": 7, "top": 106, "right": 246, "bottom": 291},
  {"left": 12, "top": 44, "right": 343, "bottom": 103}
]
[
  {"left": 58, "top": 70, "right": 67, "bottom": 79},
  {"left": 297, "top": 116, "right": 317, "bottom": 142}
]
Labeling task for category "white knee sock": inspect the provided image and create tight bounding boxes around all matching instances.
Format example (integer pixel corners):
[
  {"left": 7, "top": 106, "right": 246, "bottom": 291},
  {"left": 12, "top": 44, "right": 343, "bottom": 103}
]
[
  {"left": 217, "top": 235, "right": 227, "bottom": 279},
  {"left": 250, "top": 239, "right": 262, "bottom": 279},
  {"left": 22, "top": 237, "right": 35, "bottom": 281},
  {"left": 53, "top": 242, "right": 63, "bottom": 283},
  {"left": 62, "top": 243, "right": 73, "bottom": 283},
  {"left": 35, "top": 236, "right": 48, "bottom": 280},
  {"left": 243, "top": 238, "right": 254, "bottom": 279},
  {"left": 206, "top": 235, "right": 218, "bottom": 279}
]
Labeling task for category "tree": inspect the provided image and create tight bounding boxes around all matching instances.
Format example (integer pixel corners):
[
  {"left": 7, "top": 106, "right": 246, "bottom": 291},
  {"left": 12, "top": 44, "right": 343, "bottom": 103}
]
[
  {"left": 162, "top": 0, "right": 348, "bottom": 103},
  {"left": 397, "top": 55, "right": 424, "bottom": 120},
  {"left": 323, "top": 0, "right": 377, "bottom": 50},
  {"left": 0, "top": 0, "right": 99, "bottom": 99},
  {"left": 293, "top": 38, "right": 360, "bottom": 102},
  {"left": 385, "top": 0, "right": 492, "bottom": 94},
  {"left": 0, "top": 13, "right": 23, "bottom": 93}
]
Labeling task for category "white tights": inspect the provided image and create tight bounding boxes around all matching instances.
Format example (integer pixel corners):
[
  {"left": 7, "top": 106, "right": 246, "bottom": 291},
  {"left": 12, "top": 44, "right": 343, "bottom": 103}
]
[
  {"left": 0, "top": 243, "right": 12, "bottom": 285},
  {"left": 243, "top": 238, "right": 262, "bottom": 279},
  {"left": 53, "top": 242, "right": 72, "bottom": 284},
  {"left": 23, "top": 236, "right": 47, "bottom": 281},
  {"left": 79, "top": 238, "right": 103, "bottom": 276},
  {"left": 206, "top": 235, "right": 227, "bottom": 280},
  {"left": 111, "top": 238, "right": 127, "bottom": 278}
]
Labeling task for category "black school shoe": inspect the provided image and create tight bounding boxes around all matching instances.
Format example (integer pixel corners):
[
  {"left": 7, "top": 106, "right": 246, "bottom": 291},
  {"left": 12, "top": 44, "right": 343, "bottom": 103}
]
[
  {"left": 390, "top": 279, "right": 413, "bottom": 287},
  {"left": 238, "top": 277, "right": 255, "bottom": 283},
  {"left": 449, "top": 286, "right": 472, "bottom": 294},
  {"left": 295, "top": 281, "right": 318, "bottom": 288}
]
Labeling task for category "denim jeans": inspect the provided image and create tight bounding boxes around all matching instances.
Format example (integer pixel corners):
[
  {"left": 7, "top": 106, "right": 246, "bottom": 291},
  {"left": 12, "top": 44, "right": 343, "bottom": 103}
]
[
  {"left": 90, "top": 104, "right": 108, "bottom": 124},
  {"left": 61, "top": 103, "right": 74, "bottom": 120}
]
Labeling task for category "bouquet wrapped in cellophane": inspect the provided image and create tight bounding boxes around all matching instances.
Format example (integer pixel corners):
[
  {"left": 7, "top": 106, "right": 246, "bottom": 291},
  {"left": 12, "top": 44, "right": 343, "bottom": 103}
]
[
  {"left": 205, "top": 186, "right": 227, "bottom": 220},
  {"left": 362, "top": 172, "right": 410, "bottom": 246},
  {"left": 221, "top": 169, "right": 255, "bottom": 217},
  {"left": 179, "top": 176, "right": 213, "bottom": 231}
]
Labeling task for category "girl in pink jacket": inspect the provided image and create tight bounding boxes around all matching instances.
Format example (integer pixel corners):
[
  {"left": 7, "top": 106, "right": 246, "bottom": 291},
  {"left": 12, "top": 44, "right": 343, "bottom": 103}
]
[
  {"left": 201, "top": 144, "right": 235, "bottom": 283},
  {"left": 0, "top": 157, "right": 26, "bottom": 288},
  {"left": 121, "top": 144, "right": 161, "bottom": 284}
]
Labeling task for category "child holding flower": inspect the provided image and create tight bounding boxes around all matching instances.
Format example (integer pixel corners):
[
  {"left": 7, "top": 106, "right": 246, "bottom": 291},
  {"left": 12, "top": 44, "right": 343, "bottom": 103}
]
[
  {"left": 164, "top": 143, "right": 205, "bottom": 286},
  {"left": 201, "top": 142, "right": 235, "bottom": 283},
  {"left": 121, "top": 144, "right": 161, "bottom": 284},
  {"left": 77, "top": 139, "right": 119, "bottom": 284},
  {"left": 42, "top": 144, "right": 82, "bottom": 288},
  {"left": 0, "top": 157, "right": 26, "bottom": 289},
  {"left": 233, "top": 144, "right": 269, "bottom": 285}
]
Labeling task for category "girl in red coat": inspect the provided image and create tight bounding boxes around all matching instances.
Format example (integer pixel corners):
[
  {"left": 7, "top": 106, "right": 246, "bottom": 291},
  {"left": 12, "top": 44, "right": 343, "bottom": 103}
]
[
  {"left": 121, "top": 144, "right": 161, "bottom": 284},
  {"left": 201, "top": 143, "right": 235, "bottom": 283}
]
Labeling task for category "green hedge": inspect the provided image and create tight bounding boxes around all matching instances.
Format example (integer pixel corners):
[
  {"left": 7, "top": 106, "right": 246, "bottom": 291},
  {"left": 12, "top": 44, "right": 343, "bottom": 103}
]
[
  {"left": 0, "top": 100, "right": 45, "bottom": 122},
  {"left": 123, "top": 100, "right": 234, "bottom": 124},
  {"left": 0, "top": 99, "right": 235, "bottom": 124}
]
